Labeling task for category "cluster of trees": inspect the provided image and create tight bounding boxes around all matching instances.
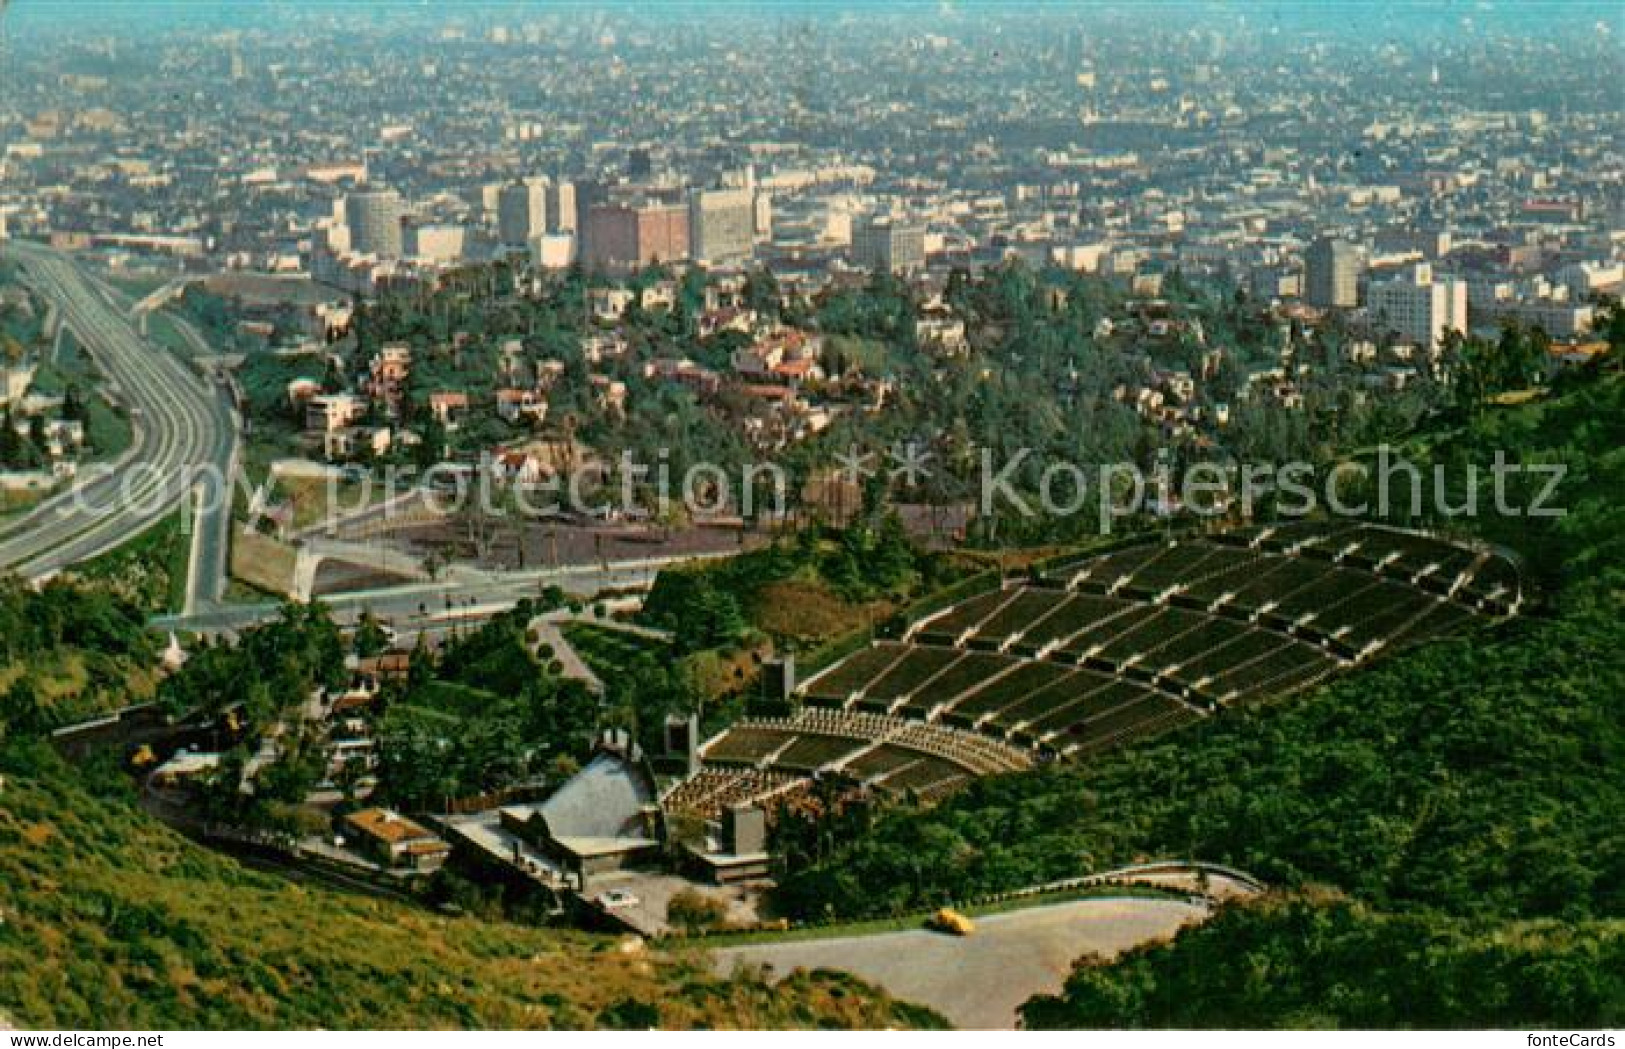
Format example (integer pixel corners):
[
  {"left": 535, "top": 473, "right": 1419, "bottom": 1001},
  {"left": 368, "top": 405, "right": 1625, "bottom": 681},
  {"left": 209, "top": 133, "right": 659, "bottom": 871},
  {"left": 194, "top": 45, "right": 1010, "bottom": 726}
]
[
  {"left": 374, "top": 603, "right": 600, "bottom": 809},
  {"left": 640, "top": 519, "right": 946, "bottom": 653},
  {"left": 638, "top": 567, "right": 749, "bottom": 654},
  {"left": 0, "top": 405, "right": 57, "bottom": 470},
  {"left": 158, "top": 601, "right": 347, "bottom": 728}
]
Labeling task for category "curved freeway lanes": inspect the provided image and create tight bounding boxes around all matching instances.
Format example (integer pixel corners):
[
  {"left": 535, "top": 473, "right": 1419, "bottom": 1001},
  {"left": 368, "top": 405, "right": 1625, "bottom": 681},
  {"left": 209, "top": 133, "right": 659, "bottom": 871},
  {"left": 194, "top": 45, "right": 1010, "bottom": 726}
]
[{"left": 0, "top": 242, "right": 236, "bottom": 602}]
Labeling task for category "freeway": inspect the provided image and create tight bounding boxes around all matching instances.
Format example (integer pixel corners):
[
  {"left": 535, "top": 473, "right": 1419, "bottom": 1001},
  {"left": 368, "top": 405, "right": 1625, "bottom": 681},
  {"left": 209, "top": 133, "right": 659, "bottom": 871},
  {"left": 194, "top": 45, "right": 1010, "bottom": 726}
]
[{"left": 0, "top": 241, "right": 237, "bottom": 592}]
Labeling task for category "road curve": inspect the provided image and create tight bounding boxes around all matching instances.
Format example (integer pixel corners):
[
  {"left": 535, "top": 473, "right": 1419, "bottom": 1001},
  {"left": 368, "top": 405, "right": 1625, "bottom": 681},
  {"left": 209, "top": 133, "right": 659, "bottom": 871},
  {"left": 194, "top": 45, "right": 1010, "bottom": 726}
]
[{"left": 0, "top": 241, "right": 236, "bottom": 585}]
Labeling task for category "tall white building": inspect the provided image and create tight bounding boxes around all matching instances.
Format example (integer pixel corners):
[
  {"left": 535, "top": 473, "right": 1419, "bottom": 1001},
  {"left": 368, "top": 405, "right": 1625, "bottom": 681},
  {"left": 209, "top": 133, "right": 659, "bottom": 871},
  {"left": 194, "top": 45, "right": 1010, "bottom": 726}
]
[
  {"left": 1368, "top": 264, "right": 1468, "bottom": 350},
  {"left": 851, "top": 213, "right": 927, "bottom": 274},
  {"left": 687, "top": 187, "right": 756, "bottom": 265},
  {"left": 549, "top": 181, "right": 578, "bottom": 235}
]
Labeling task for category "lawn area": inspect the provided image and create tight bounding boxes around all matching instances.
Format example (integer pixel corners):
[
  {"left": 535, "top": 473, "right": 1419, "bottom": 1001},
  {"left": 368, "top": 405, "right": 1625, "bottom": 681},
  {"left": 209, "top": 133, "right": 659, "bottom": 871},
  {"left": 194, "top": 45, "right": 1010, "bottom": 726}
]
[
  {"left": 144, "top": 310, "right": 203, "bottom": 360},
  {"left": 30, "top": 332, "right": 135, "bottom": 462},
  {"left": 561, "top": 621, "right": 672, "bottom": 676},
  {"left": 98, "top": 272, "right": 171, "bottom": 302},
  {"left": 275, "top": 473, "right": 387, "bottom": 532},
  {"left": 229, "top": 529, "right": 298, "bottom": 597},
  {"left": 0, "top": 488, "right": 50, "bottom": 521},
  {"left": 749, "top": 575, "right": 894, "bottom": 646}
]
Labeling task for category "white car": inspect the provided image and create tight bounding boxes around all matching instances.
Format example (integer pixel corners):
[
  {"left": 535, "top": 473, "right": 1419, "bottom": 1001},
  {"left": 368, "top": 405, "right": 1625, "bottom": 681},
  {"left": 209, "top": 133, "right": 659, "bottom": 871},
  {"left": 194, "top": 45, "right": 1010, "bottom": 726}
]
[{"left": 597, "top": 890, "right": 639, "bottom": 910}]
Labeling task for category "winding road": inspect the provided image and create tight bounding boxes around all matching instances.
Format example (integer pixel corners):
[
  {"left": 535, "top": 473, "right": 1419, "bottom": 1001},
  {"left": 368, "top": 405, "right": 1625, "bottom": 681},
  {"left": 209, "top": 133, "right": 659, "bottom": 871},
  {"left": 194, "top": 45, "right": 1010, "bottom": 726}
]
[{"left": 0, "top": 241, "right": 237, "bottom": 604}]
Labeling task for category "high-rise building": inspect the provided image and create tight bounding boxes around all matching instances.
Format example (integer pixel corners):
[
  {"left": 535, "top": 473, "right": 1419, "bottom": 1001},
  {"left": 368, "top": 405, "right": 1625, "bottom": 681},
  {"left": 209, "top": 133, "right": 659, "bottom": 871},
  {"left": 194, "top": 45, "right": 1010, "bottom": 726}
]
[
  {"left": 1306, "top": 236, "right": 1362, "bottom": 309},
  {"left": 687, "top": 187, "right": 756, "bottom": 266},
  {"left": 343, "top": 189, "right": 405, "bottom": 258},
  {"left": 497, "top": 179, "right": 548, "bottom": 246},
  {"left": 548, "top": 181, "right": 578, "bottom": 234},
  {"left": 573, "top": 180, "right": 607, "bottom": 259},
  {"left": 754, "top": 193, "right": 773, "bottom": 240},
  {"left": 851, "top": 214, "right": 927, "bottom": 274},
  {"left": 583, "top": 200, "right": 689, "bottom": 273},
  {"left": 1367, "top": 263, "right": 1469, "bottom": 350}
]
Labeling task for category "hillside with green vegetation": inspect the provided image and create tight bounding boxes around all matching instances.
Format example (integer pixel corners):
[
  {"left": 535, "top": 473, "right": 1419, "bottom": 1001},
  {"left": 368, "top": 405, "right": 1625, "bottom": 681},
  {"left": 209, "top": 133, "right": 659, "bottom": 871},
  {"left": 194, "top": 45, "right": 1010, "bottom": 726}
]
[
  {"left": 774, "top": 368, "right": 1625, "bottom": 1028},
  {"left": 1021, "top": 892, "right": 1624, "bottom": 1029},
  {"left": 0, "top": 579, "right": 158, "bottom": 731},
  {"left": 0, "top": 582, "right": 944, "bottom": 1030},
  {"left": 640, "top": 519, "right": 961, "bottom": 653},
  {"left": 0, "top": 740, "right": 942, "bottom": 1029}
]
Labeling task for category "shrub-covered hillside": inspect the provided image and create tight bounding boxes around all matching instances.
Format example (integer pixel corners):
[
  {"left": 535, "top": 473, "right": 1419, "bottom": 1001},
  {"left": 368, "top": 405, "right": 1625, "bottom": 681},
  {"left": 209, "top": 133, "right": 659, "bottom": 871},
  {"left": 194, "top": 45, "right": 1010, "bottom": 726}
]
[
  {"left": 0, "top": 740, "right": 943, "bottom": 1030},
  {"left": 0, "top": 576, "right": 943, "bottom": 1030},
  {"left": 1021, "top": 892, "right": 1624, "bottom": 1029},
  {"left": 0, "top": 579, "right": 158, "bottom": 732}
]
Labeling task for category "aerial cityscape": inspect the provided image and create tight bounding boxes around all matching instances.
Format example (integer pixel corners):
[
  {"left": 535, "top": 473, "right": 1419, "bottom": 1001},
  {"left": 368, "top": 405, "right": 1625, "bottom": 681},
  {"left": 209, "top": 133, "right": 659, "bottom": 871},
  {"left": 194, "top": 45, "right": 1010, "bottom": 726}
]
[{"left": 0, "top": 0, "right": 1620, "bottom": 1035}]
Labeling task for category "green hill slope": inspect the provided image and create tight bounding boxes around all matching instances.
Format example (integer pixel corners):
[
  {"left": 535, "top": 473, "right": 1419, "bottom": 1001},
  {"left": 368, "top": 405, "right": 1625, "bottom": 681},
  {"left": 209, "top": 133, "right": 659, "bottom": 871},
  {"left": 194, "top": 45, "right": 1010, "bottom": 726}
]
[
  {"left": 0, "top": 741, "right": 941, "bottom": 1030},
  {"left": 1022, "top": 893, "right": 1624, "bottom": 1029},
  {"left": 0, "top": 578, "right": 943, "bottom": 1030}
]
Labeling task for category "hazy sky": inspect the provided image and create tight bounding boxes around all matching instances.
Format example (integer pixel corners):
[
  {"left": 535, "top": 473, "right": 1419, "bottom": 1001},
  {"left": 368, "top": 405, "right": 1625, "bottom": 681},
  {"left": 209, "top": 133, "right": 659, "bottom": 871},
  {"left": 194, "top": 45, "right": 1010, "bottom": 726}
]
[{"left": 4, "top": 0, "right": 1621, "bottom": 42}]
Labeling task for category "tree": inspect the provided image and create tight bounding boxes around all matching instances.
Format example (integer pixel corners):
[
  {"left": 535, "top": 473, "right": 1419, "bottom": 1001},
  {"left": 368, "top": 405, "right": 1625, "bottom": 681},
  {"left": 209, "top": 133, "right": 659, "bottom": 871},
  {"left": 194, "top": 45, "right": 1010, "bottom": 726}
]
[
  {"left": 353, "top": 611, "right": 388, "bottom": 658},
  {"left": 61, "top": 385, "right": 86, "bottom": 422},
  {"left": 1, "top": 675, "right": 47, "bottom": 737},
  {"left": 0, "top": 408, "right": 26, "bottom": 468},
  {"left": 414, "top": 416, "right": 446, "bottom": 471},
  {"left": 743, "top": 266, "right": 781, "bottom": 318},
  {"left": 666, "top": 889, "right": 728, "bottom": 932}
]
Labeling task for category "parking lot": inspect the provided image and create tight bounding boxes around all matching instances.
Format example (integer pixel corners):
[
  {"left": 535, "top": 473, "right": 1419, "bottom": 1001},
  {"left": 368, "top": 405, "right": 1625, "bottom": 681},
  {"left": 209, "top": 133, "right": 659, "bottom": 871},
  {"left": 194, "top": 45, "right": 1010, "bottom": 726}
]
[{"left": 712, "top": 895, "right": 1210, "bottom": 1030}]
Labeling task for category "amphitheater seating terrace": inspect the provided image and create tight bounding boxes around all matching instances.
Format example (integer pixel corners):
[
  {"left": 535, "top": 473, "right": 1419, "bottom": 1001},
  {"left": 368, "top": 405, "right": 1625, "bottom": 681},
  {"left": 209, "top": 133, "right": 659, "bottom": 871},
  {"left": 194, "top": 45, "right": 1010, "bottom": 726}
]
[{"left": 666, "top": 524, "right": 1518, "bottom": 821}]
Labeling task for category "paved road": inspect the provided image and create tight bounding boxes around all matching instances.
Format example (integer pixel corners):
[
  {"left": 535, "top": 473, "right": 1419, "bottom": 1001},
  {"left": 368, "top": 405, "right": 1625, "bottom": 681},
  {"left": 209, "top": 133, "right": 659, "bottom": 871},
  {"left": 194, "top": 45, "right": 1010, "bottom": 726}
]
[
  {"left": 151, "top": 551, "right": 725, "bottom": 637},
  {"left": 0, "top": 242, "right": 237, "bottom": 589},
  {"left": 714, "top": 896, "right": 1211, "bottom": 1030},
  {"left": 530, "top": 615, "right": 604, "bottom": 692}
]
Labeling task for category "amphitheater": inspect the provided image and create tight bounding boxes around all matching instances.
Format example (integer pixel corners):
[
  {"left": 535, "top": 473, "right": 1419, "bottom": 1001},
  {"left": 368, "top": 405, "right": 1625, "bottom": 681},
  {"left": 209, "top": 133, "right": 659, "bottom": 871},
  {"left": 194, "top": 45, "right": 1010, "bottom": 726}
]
[{"left": 663, "top": 520, "right": 1521, "bottom": 820}]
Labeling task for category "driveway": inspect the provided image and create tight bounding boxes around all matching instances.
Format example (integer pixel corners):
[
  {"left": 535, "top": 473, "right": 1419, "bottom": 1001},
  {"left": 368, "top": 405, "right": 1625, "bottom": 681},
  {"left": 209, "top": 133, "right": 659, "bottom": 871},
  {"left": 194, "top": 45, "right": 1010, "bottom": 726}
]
[{"left": 712, "top": 896, "right": 1209, "bottom": 1030}]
